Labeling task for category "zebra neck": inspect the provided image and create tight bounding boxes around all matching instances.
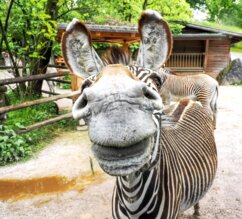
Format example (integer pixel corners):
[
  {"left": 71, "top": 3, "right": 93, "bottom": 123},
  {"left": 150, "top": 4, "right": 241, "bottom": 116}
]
[
  {"left": 113, "top": 162, "right": 162, "bottom": 218},
  {"left": 112, "top": 126, "right": 164, "bottom": 218}
]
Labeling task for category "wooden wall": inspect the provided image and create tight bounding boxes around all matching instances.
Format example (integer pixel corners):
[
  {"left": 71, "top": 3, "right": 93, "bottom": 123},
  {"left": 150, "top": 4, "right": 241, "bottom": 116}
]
[
  {"left": 173, "top": 40, "right": 205, "bottom": 53},
  {"left": 205, "top": 39, "right": 231, "bottom": 78}
]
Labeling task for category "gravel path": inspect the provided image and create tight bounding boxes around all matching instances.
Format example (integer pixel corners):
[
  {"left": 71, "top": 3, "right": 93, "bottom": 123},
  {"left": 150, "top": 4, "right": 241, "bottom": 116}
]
[
  {"left": 0, "top": 86, "right": 242, "bottom": 219},
  {"left": 231, "top": 52, "right": 242, "bottom": 61}
]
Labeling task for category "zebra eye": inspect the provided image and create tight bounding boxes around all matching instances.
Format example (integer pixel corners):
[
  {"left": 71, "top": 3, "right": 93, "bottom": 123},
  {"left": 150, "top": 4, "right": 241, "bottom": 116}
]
[{"left": 149, "top": 73, "right": 162, "bottom": 90}]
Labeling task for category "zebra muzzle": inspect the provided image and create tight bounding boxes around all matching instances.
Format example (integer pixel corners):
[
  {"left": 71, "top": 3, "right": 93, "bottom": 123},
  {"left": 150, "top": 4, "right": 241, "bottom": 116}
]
[{"left": 91, "top": 137, "right": 154, "bottom": 176}]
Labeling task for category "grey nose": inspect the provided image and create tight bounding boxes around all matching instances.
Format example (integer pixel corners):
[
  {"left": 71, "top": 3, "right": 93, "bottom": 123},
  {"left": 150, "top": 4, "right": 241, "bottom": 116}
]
[
  {"left": 72, "top": 81, "right": 163, "bottom": 120},
  {"left": 72, "top": 91, "right": 90, "bottom": 120},
  {"left": 142, "top": 85, "right": 163, "bottom": 110}
]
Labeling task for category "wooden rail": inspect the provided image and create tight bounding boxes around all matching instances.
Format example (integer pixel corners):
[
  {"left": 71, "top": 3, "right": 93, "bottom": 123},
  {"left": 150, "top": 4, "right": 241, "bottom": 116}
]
[
  {"left": 0, "top": 71, "right": 69, "bottom": 86},
  {"left": 41, "top": 90, "right": 61, "bottom": 96},
  {"left": 46, "top": 78, "right": 71, "bottom": 84},
  {"left": 166, "top": 53, "right": 205, "bottom": 70},
  {"left": 0, "top": 64, "right": 67, "bottom": 70},
  {"left": 0, "top": 64, "right": 79, "bottom": 134},
  {"left": 41, "top": 90, "right": 75, "bottom": 99},
  {"left": 16, "top": 113, "right": 73, "bottom": 134},
  {"left": 0, "top": 90, "right": 81, "bottom": 114}
]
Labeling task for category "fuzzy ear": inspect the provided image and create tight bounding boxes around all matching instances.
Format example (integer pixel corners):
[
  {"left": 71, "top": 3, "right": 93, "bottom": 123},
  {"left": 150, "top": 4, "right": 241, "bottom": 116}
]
[
  {"left": 61, "top": 18, "right": 104, "bottom": 78},
  {"left": 137, "top": 10, "right": 173, "bottom": 71}
]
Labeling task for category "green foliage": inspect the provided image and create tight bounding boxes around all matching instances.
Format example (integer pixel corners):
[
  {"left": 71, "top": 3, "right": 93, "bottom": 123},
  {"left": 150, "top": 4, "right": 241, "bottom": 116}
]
[
  {"left": 186, "top": 0, "right": 205, "bottom": 9},
  {"left": 129, "top": 43, "right": 139, "bottom": 54},
  {"left": 232, "top": 80, "right": 242, "bottom": 86},
  {"left": 0, "top": 125, "right": 32, "bottom": 165},
  {"left": 220, "top": 0, "right": 242, "bottom": 27},
  {"left": 231, "top": 42, "right": 242, "bottom": 53},
  {"left": 57, "top": 0, "right": 102, "bottom": 22},
  {"left": 106, "top": 0, "right": 192, "bottom": 33},
  {"left": 57, "top": 0, "right": 193, "bottom": 33},
  {"left": 93, "top": 43, "right": 114, "bottom": 50},
  {"left": 187, "top": 0, "right": 242, "bottom": 27},
  {"left": 2, "top": 0, "right": 57, "bottom": 59},
  {"left": 194, "top": 21, "right": 242, "bottom": 33},
  {"left": 5, "top": 92, "right": 58, "bottom": 129},
  {"left": 59, "top": 75, "right": 71, "bottom": 89},
  {"left": 204, "top": 0, "right": 237, "bottom": 22},
  {"left": 52, "top": 41, "right": 62, "bottom": 56},
  {"left": 1, "top": 92, "right": 77, "bottom": 165},
  {"left": 0, "top": 0, "right": 58, "bottom": 98}
]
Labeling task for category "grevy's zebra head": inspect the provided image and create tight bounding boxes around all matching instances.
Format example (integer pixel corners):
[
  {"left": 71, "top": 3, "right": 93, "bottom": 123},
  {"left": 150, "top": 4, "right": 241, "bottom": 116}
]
[{"left": 62, "top": 10, "right": 173, "bottom": 176}]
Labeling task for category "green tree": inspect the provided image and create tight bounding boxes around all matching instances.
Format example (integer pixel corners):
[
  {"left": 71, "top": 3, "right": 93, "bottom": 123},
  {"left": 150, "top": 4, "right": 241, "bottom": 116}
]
[
  {"left": 1, "top": 0, "right": 193, "bottom": 98},
  {"left": 0, "top": 0, "right": 58, "bottom": 97},
  {"left": 187, "top": 0, "right": 240, "bottom": 23},
  {"left": 220, "top": 0, "right": 242, "bottom": 27},
  {"left": 205, "top": 0, "right": 236, "bottom": 22},
  {"left": 92, "top": 0, "right": 192, "bottom": 33}
]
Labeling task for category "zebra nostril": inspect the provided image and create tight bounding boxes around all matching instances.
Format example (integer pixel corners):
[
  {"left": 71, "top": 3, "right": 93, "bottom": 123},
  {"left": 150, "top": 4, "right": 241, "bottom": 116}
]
[
  {"left": 72, "top": 92, "right": 90, "bottom": 120},
  {"left": 81, "top": 94, "right": 88, "bottom": 108},
  {"left": 142, "top": 86, "right": 158, "bottom": 100},
  {"left": 142, "top": 85, "right": 163, "bottom": 110}
]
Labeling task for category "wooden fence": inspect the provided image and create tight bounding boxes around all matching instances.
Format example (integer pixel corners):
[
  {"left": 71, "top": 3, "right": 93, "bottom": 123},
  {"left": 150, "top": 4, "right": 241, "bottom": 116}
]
[
  {"left": 166, "top": 53, "right": 205, "bottom": 71},
  {"left": 0, "top": 65, "right": 81, "bottom": 134}
]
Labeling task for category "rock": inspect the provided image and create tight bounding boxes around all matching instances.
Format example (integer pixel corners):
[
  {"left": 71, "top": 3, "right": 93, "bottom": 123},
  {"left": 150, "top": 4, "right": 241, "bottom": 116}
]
[{"left": 217, "top": 59, "right": 242, "bottom": 85}]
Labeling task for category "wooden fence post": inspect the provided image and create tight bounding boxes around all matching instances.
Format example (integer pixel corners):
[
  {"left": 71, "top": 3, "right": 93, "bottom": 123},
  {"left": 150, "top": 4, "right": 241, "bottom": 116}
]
[{"left": 0, "top": 85, "right": 7, "bottom": 120}]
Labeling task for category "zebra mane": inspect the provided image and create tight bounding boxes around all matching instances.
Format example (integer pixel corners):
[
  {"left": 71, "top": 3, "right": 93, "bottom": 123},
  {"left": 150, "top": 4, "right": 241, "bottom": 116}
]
[
  {"left": 170, "top": 99, "right": 190, "bottom": 122},
  {"left": 101, "top": 46, "right": 131, "bottom": 66},
  {"left": 157, "top": 67, "right": 171, "bottom": 84}
]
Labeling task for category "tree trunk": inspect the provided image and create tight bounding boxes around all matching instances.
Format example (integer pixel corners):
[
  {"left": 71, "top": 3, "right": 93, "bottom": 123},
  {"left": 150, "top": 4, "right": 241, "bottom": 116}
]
[
  {"left": 142, "top": 0, "right": 148, "bottom": 10},
  {"left": 31, "top": 0, "right": 59, "bottom": 97}
]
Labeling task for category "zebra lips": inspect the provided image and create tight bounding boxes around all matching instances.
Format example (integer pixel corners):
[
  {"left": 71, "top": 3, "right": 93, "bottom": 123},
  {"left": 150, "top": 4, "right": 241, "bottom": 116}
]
[{"left": 91, "top": 137, "right": 154, "bottom": 176}]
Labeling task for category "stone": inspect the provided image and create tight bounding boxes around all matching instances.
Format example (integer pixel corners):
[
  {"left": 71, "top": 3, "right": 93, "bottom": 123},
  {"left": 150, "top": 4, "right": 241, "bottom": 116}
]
[{"left": 217, "top": 59, "right": 242, "bottom": 85}]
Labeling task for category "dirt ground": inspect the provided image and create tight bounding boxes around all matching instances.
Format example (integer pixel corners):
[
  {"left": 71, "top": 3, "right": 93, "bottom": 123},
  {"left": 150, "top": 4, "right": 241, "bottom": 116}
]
[{"left": 0, "top": 85, "right": 242, "bottom": 219}]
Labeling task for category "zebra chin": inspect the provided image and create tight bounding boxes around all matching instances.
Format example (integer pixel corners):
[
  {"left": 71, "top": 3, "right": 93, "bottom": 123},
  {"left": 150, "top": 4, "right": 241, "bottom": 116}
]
[{"left": 91, "top": 137, "right": 155, "bottom": 176}]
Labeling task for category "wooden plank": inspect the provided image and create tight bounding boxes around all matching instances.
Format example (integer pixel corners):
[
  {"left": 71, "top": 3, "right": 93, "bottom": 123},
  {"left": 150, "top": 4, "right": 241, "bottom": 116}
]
[
  {"left": 41, "top": 90, "right": 74, "bottom": 100},
  {"left": 16, "top": 113, "right": 73, "bottom": 134},
  {"left": 174, "top": 37, "right": 226, "bottom": 41},
  {"left": 0, "top": 90, "right": 81, "bottom": 114},
  {"left": 0, "top": 64, "right": 67, "bottom": 70},
  {"left": 203, "top": 39, "right": 209, "bottom": 72},
  {"left": 0, "top": 66, "right": 27, "bottom": 70},
  {"left": 41, "top": 90, "right": 60, "bottom": 96},
  {"left": 46, "top": 78, "right": 71, "bottom": 84},
  {"left": 0, "top": 72, "right": 69, "bottom": 86},
  {"left": 48, "top": 64, "right": 67, "bottom": 69},
  {"left": 205, "top": 39, "right": 231, "bottom": 76}
]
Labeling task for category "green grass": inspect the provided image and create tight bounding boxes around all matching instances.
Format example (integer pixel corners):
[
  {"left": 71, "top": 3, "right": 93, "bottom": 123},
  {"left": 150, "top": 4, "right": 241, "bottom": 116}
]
[
  {"left": 231, "top": 41, "right": 242, "bottom": 53},
  {"left": 58, "top": 75, "right": 72, "bottom": 89},
  {"left": 1, "top": 92, "right": 78, "bottom": 165},
  {"left": 193, "top": 20, "right": 242, "bottom": 33},
  {"left": 231, "top": 47, "right": 242, "bottom": 53}
]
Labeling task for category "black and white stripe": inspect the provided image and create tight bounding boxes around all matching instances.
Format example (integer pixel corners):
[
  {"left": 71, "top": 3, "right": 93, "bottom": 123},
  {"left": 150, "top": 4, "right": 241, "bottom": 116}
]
[
  {"left": 81, "top": 65, "right": 168, "bottom": 93},
  {"left": 75, "top": 53, "right": 217, "bottom": 219},
  {"left": 158, "top": 73, "right": 219, "bottom": 128},
  {"left": 127, "top": 65, "right": 170, "bottom": 92},
  {"left": 63, "top": 12, "right": 217, "bottom": 218},
  {"left": 112, "top": 100, "right": 217, "bottom": 219}
]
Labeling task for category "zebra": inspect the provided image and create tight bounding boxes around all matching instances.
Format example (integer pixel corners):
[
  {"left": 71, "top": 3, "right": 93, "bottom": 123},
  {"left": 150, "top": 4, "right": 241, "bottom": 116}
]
[
  {"left": 158, "top": 72, "right": 219, "bottom": 129},
  {"left": 62, "top": 10, "right": 217, "bottom": 219},
  {"left": 101, "top": 49, "right": 218, "bottom": 130},
  {"left": 127, "top": 66, "right": 219, "bottom": 129}
]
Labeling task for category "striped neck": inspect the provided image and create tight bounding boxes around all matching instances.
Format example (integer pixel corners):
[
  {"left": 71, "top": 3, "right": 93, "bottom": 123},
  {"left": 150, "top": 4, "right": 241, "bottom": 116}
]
[{"left": 112, "top": 117, "right": 162, "bottom": 218}]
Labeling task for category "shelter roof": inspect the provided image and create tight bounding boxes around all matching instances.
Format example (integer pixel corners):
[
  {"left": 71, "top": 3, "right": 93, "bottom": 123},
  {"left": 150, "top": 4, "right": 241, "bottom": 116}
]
[{"left": 57, "top": 22, "right": 242, "bottom": 44}]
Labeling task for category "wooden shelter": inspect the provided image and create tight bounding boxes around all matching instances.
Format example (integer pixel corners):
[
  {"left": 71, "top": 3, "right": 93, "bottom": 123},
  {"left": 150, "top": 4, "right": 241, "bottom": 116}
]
[{"left": 58, "top": 22, "right": 242, "bottom": 79}]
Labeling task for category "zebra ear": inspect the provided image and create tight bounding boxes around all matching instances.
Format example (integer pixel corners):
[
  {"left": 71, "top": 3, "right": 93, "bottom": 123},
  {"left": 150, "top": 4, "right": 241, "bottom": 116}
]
[
  {"left": 137, "top": 10, "right": 173, "bottom": 71},
  {"left": 61, "top": 18, "right": 104, "bottom": 78}
]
